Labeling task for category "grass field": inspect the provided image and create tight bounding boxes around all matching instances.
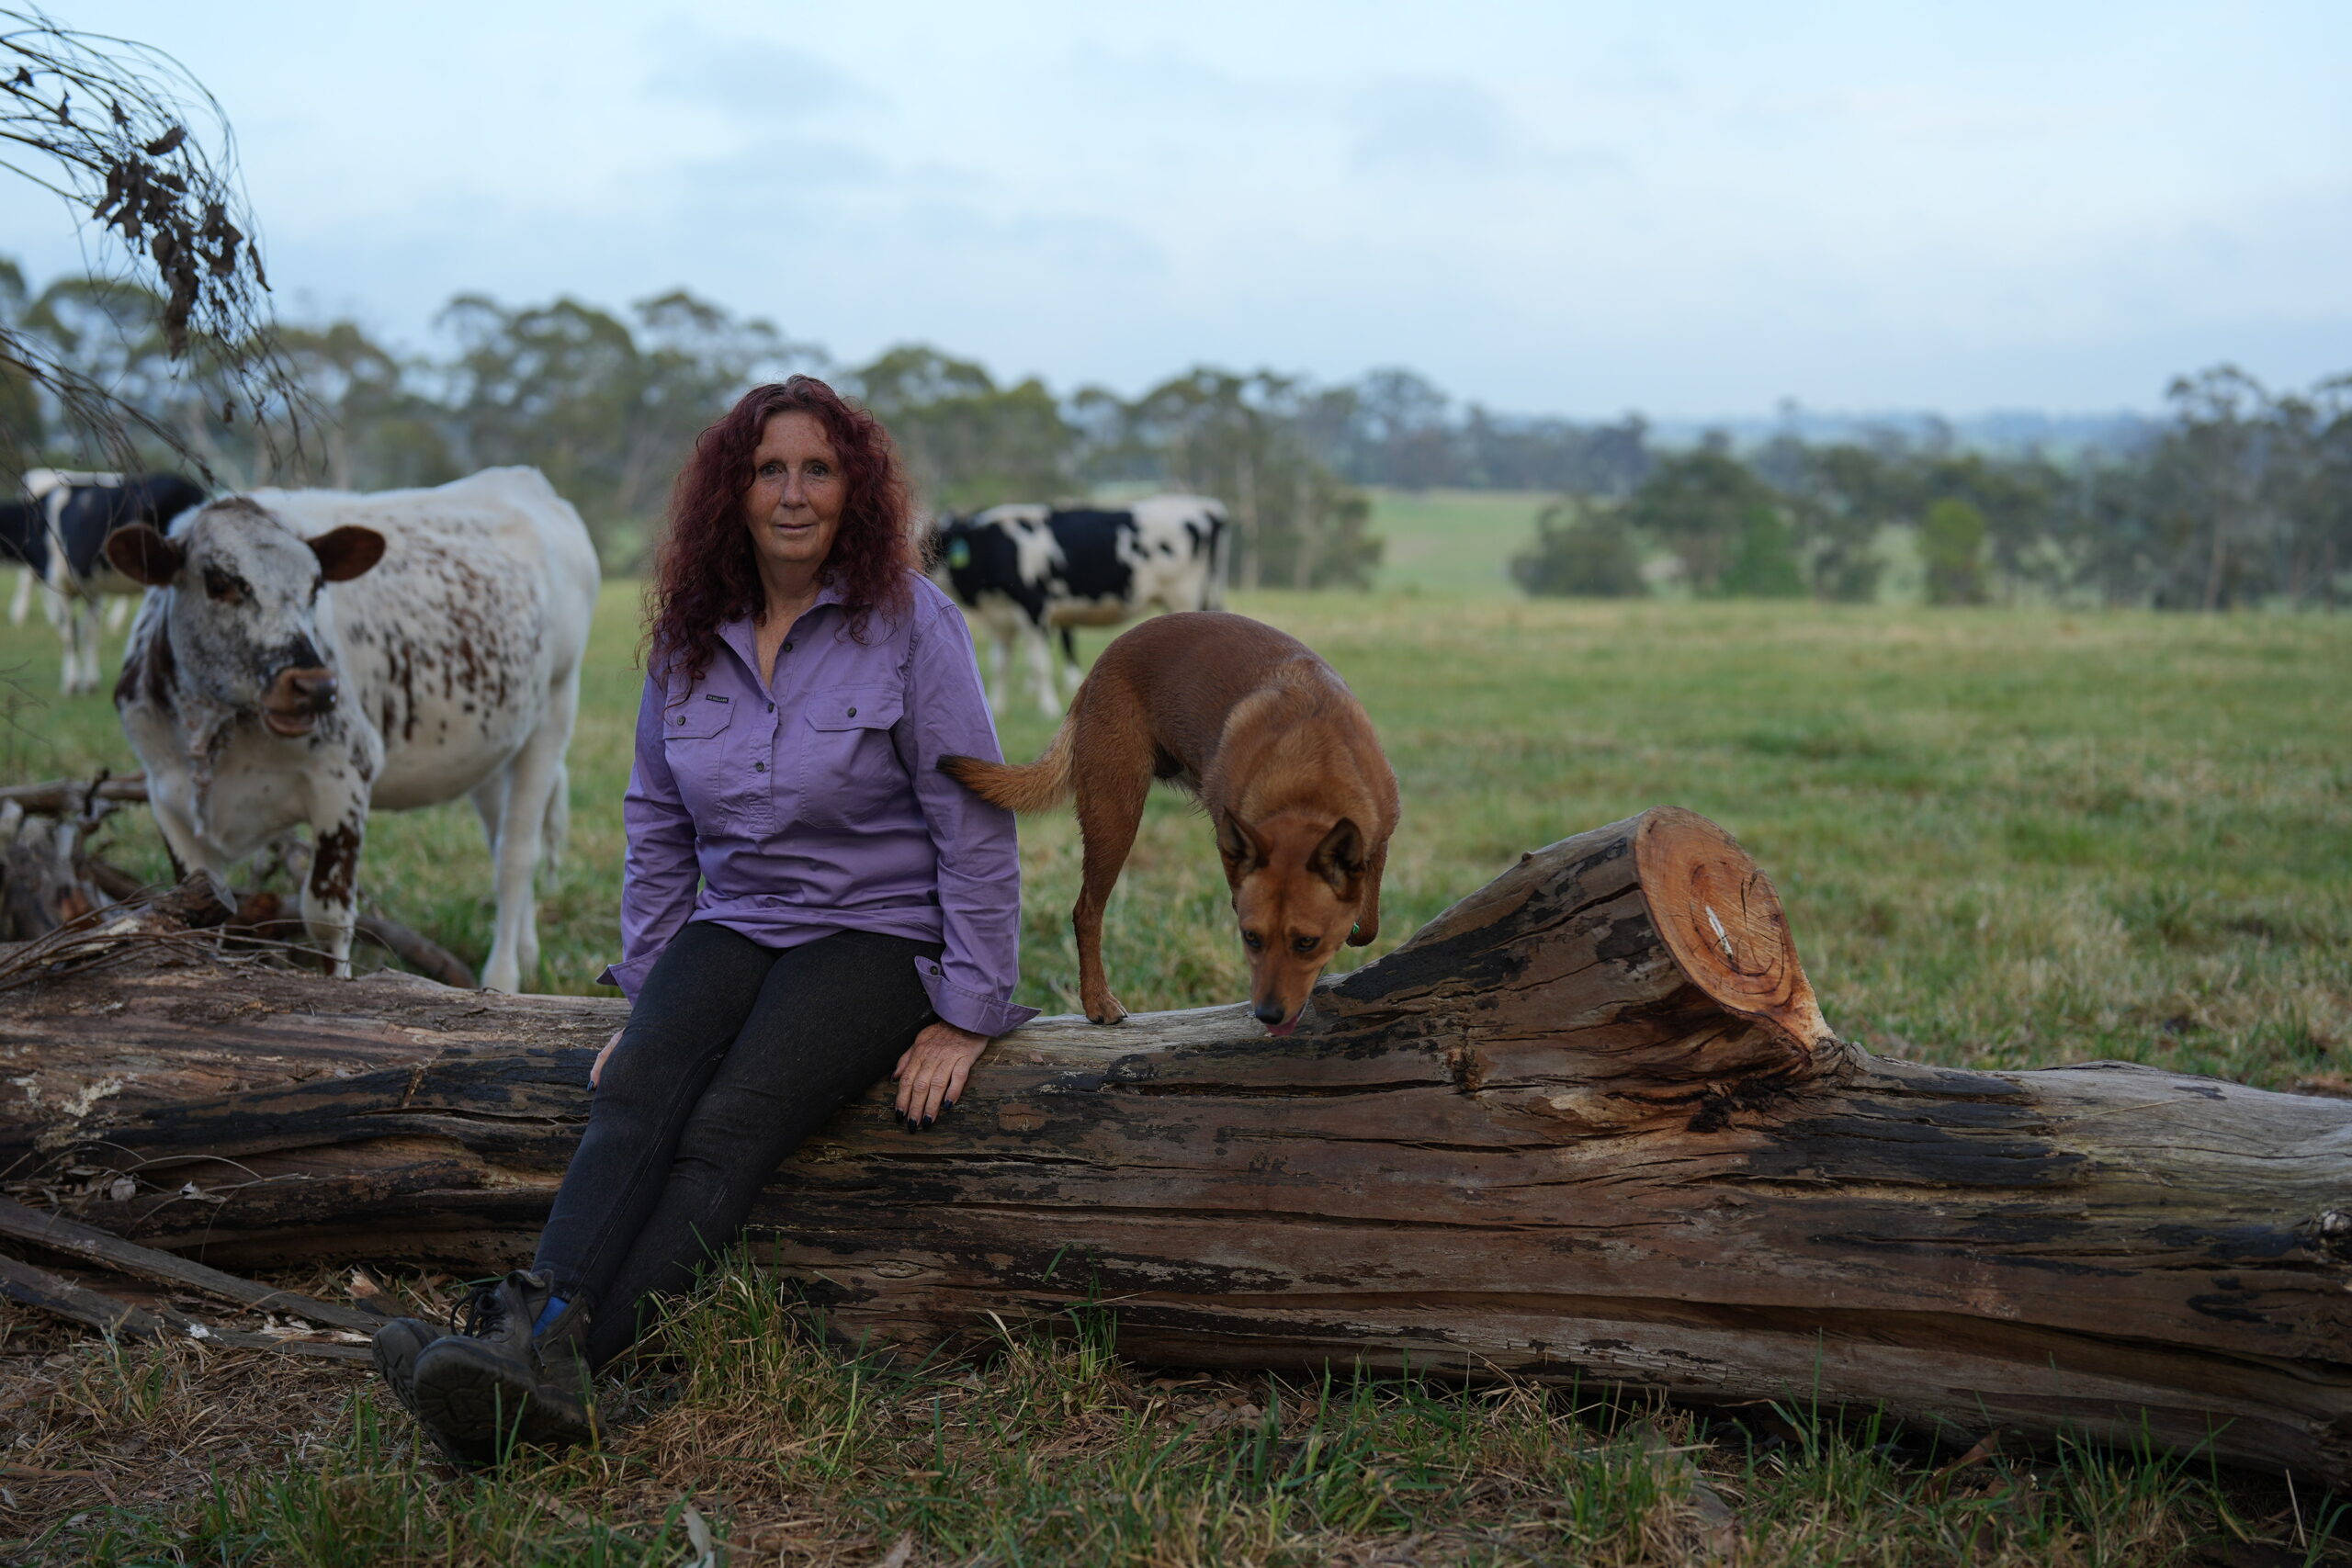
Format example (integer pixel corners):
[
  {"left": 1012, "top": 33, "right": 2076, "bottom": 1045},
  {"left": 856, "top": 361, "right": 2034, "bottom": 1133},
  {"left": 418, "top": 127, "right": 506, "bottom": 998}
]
[
  {"left": 4, "top": 566, "right": 2349, "bottom": 1564},
  {"left": 1365, "top": 488, "right": 1553, "bottom": 595}
]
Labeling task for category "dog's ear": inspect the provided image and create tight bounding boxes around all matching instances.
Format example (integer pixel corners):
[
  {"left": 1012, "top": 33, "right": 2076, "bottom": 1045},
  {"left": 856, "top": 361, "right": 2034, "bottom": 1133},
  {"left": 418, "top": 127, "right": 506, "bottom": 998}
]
[
  {"left": 1307, "top": 817, "right": 1365, "bottom": 897},
  {"left": 1216, "top": 810, "right": 1267, "bottom": 876}
]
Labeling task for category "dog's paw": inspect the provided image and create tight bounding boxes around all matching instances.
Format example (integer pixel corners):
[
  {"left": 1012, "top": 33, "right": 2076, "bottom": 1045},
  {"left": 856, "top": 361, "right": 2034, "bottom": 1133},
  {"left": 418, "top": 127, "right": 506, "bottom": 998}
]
[{"left": 1082, "top": 993, "right": 1129, "bottom": 1026}]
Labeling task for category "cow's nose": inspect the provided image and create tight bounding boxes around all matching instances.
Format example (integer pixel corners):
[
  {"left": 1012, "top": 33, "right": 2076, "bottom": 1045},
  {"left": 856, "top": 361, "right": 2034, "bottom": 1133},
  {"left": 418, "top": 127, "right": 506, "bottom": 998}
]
[
  {"left": 1252, "top": 998, "right": 1289, "bottom": 1027},
  {"left": 283, "top": 668, "right": 338, "bottom": 714}
]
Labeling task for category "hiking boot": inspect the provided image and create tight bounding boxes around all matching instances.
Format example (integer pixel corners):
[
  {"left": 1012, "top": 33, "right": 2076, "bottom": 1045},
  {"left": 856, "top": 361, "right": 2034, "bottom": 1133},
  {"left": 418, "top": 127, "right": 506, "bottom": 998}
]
[
  {"left": 370, "top": 1315, "right": 497, "bottom": 1466},
  {"left": 411, "top": 1270, "right": 597, "bottom": 1453}
]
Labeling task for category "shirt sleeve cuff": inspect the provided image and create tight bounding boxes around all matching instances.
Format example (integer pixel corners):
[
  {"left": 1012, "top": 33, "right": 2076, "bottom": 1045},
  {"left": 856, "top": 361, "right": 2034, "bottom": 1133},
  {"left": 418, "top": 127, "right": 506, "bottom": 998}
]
[
  {"left": 597, "top": 950, "right": 661, "bottom": 1004},
  {"left": 916, "top": 958, "right": 1040, "bottom": 1038}
]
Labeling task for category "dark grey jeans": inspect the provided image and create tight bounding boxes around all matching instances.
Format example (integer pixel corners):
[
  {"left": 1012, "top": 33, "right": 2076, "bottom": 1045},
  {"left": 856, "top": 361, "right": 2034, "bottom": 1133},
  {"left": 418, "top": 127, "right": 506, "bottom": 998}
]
[{"left": 535, "top": 921, "right": 938, "bottom": 1368}]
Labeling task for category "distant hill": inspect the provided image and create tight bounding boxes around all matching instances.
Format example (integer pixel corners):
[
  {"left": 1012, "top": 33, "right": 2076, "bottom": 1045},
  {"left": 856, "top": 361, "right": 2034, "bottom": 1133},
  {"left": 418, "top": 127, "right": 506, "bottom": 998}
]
[{"left": 1644, "top": 407, "right": 2160, "bottom": 459}]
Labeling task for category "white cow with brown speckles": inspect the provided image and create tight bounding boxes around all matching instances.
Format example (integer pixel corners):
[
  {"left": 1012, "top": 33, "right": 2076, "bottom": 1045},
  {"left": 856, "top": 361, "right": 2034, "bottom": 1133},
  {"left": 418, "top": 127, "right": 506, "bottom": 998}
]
[{"left": 107, "top": 468, "right": 600, "bottom": 991}]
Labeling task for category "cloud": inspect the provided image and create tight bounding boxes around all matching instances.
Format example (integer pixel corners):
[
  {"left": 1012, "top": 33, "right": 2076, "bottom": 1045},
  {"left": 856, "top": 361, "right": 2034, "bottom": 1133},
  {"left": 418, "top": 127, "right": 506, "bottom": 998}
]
[
  {"left": 643, "top": 29, "right": 880, "bottom": 123},
  {"left": 1348, "top": 77, "right": 1514, "bottom": 175}
]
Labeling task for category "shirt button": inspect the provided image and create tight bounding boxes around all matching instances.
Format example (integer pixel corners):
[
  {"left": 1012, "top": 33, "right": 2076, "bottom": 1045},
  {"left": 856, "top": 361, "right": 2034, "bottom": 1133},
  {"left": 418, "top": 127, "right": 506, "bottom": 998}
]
[
  {"left": 674, "top": 716, "right": 684, "bottom": 726},
  {"left": 930, "top": 964, "right": 942, "bottom": 976},
  {"left": 752, "top": 761, "right": 767, "bottom": 773},
  {"left": 782, "top": 640, "right": 793, "bottom": 652},
  {"left": 766, "top": 702, "right": 775, "bottom": 713},
  {"left": 846, "top": 705, "right": 857, "bottom": 717}
]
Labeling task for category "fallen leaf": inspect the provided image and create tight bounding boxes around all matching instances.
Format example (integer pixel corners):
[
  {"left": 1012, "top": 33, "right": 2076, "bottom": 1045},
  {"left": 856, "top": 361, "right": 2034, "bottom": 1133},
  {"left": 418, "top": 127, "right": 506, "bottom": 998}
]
[
  {"left": 872, "top": 1532, "right": 915, "bottom": 1568},
  {"left": 1928, "top": 1429, "right": 2002, "bottom": 1499},
  {"left": 680, "top": 1500, "right": 719, "bottom": 1568}
]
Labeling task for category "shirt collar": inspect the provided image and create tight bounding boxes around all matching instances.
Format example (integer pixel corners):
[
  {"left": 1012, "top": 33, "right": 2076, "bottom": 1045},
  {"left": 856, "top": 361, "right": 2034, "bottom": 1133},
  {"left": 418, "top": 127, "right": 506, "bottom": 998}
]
[{"left": 715, "top": 580, "right": 850, "bottom": 683}]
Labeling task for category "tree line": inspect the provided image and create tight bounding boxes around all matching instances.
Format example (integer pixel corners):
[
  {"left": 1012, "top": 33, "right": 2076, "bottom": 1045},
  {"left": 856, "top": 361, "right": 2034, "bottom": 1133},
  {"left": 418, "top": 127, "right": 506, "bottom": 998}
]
[
  {"left": 5, "top": 260, "right": 2345, "bottom": 607},
  {"left": 1512, "top": 366, "right": 2352, "bottom": 610},
  {"left": 0, "top": 266, "right": 1387, "bottom": 587}
]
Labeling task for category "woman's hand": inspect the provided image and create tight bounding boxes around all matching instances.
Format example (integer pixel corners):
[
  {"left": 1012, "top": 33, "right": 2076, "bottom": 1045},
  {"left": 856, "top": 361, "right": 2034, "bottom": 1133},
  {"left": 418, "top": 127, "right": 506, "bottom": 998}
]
[
  {"left": 893, "top": 1021, "right": 989, "bottom": 1131},
  {"left": 591, "top": 1027, "right": 625, "bottom": 1088}
]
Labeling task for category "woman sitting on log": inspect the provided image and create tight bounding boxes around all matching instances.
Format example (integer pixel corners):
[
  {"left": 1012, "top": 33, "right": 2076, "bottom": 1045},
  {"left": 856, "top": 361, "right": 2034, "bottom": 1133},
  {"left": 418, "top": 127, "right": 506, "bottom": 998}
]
[{"left": 372, "top": 377, "right": 1038, "bottom": 1461}]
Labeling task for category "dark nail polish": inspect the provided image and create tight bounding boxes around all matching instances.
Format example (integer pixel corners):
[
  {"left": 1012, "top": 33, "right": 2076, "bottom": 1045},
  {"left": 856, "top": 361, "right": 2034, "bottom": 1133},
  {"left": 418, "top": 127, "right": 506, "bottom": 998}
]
[
  {"left": 942, "top": 1099, "right": 956, "bottom": 1113},
  {"left": 922, "top": 1114, "right": 934, "bottom": 1130}
]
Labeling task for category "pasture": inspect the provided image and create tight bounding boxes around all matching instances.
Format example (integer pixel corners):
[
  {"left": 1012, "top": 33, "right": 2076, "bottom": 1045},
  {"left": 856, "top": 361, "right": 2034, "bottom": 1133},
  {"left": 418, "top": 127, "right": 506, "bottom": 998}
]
[
  {"left": 3, "top": 568, "right": 2349, "bottom": 1564},
  {"left": 6, "top": 581, "right": 2345, "bottom": 1089},
  {"left": 1366, "top": 488, "right": 1552, "bottom": 596}
]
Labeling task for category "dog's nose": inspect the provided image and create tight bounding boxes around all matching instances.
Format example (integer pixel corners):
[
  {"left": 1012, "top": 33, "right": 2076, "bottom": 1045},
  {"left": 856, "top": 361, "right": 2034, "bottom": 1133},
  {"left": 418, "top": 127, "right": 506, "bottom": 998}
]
[{"left": 1252, "top": 998, "right": 1289, "bottom": 1027}]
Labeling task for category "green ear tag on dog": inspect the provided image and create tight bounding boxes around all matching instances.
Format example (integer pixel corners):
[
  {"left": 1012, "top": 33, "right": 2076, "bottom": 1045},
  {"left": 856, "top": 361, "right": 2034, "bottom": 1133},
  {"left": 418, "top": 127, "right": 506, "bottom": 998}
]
[{"left": 1351, "top": 923, "right": 1361, "bottom": 938}]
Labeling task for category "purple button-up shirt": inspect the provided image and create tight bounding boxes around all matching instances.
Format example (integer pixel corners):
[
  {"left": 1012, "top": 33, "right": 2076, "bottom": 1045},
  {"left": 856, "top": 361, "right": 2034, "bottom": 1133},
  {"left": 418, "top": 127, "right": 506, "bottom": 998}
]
[{"left": 598, "top": 570, "right": 1039, "bottom": 1039}]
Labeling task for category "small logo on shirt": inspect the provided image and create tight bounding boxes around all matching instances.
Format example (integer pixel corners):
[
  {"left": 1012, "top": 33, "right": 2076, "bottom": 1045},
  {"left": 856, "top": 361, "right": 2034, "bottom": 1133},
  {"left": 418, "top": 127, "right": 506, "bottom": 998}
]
[{"left": 705, "top": 694, "right": 729, "bottom": 703}]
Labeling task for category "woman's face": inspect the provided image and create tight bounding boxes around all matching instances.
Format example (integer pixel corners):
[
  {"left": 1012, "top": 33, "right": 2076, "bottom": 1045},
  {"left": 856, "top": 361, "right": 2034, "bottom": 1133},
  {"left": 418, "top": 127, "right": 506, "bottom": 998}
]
[{"left": 744, "top": 411, "right": 847, "bottom": 580}]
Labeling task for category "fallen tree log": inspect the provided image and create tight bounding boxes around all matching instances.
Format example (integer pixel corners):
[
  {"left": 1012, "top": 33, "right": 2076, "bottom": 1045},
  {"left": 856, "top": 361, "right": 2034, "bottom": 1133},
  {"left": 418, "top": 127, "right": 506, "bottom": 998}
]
[
  {"left": 0, "top": 774, "right": 477, "bottom": 986},
  {"left": 1, "top": 807, "right": 2346, "bottom": 1482},
  {"left": 0, "top": 1254, "right": 369, "bottom": 1362},
  {"left": 0, "top": 1196, "right": 381, "bottom": 1334}
]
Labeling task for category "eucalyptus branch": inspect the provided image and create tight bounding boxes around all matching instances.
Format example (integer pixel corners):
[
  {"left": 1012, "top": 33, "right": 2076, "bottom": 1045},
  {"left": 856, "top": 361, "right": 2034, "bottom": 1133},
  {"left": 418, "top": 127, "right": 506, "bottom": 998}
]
[{"left": 0, "top": 6, "right": 311, "bottom": 474}]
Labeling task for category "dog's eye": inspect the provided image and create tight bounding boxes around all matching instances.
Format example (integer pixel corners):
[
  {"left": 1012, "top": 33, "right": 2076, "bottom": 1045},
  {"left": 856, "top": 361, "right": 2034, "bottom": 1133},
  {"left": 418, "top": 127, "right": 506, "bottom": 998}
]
[
  {"left": 1292, "top": 935, "right": 1318, "bottom": 956},
  {"left": 1241, "top": 931, "right": 1263, "bottom": 952}
]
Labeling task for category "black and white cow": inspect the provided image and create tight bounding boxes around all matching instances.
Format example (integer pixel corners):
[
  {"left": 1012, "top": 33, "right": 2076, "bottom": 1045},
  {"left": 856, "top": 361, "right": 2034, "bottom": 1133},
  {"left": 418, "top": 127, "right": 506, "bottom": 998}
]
[
  {"left": 0, "top": 494, "right": 47, "bottom": 620},
  {"left": 107, "top": 468, "right": 600, "bottom": 992},
  {"left": 15, "top": 470, "right": 208, "bottom": 693},
  {"left": 930, "top": 493, "right": 1228, "bottom": 715}
]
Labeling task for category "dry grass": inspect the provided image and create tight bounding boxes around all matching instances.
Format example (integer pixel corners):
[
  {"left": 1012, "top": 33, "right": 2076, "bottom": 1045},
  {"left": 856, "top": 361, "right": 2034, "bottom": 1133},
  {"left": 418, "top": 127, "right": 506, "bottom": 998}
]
[{"left": 8, "top": 1261, "right": 2331, "bottom": 1567}]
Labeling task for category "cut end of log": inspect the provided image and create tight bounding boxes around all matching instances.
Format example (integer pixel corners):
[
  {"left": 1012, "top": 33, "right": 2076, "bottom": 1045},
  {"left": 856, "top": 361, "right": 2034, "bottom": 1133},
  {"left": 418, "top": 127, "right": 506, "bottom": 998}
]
[{"left": 1634, "top": 807, "right": 1837, "bottom": 1059}]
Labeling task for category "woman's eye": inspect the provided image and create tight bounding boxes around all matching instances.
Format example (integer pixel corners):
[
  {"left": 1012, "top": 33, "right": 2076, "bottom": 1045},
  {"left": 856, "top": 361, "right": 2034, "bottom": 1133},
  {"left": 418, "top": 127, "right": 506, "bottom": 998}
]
[{"left": 758, "top": 462, "right": 783, "bottom": 479}]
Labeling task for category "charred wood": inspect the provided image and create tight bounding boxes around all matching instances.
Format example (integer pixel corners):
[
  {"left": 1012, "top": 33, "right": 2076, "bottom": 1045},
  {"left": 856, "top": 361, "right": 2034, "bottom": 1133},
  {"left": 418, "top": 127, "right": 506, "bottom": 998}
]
[{"left": 0, "top": 807, "right": 2346, "bottom": 1483}]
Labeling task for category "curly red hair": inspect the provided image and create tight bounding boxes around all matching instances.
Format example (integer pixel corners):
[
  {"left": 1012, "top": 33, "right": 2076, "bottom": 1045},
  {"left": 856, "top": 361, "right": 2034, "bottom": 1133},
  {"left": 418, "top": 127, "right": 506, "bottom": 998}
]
[{"left": 647, "top": 376, "right": 917, "bottom": 683}]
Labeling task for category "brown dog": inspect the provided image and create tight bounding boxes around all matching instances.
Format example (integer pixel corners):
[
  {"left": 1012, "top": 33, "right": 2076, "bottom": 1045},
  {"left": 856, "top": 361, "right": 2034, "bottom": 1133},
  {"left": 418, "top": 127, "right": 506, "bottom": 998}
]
[{"left": 944, "top": 611, "right": 1398, "bottom": 1033}]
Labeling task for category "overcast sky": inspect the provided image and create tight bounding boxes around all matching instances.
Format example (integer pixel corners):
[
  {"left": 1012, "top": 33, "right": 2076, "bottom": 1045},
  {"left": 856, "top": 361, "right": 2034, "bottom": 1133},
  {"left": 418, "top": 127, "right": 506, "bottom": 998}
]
[{"left": 10, "top": 1, "right": 2349, "bottom": 418}]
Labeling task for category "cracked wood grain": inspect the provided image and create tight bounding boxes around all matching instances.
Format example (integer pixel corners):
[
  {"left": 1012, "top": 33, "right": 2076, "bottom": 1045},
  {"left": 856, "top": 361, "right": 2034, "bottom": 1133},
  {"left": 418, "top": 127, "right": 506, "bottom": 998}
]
[{"left": 0, "top": 807, "right": 2346, "bottom": 1482}]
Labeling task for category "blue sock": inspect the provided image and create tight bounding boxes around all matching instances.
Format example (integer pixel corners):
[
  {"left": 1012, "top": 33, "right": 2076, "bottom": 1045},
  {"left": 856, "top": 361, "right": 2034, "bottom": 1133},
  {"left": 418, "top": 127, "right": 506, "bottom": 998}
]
[{"left": 532, "top": 1294, "right": 569, "bottom": 1337}]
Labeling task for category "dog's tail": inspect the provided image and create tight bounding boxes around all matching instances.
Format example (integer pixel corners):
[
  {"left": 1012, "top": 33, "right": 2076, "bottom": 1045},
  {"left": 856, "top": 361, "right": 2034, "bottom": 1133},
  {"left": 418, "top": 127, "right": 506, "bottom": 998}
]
[{"left": 940, "top": 718, "right": 1075, "bottom": 813}]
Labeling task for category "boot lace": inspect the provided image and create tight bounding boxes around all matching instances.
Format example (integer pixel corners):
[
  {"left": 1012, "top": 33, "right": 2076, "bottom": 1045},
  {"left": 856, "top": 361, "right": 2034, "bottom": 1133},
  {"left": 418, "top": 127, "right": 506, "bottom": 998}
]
[{"left": 449, "top": 1279, "right": 510, "bottom": 1338}]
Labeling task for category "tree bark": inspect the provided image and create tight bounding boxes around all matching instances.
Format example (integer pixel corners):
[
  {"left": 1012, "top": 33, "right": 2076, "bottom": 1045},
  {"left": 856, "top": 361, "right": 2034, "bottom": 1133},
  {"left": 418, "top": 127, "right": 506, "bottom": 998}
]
[{"left": 2, "top": 807, "right": 2347, "bottom": 1482}]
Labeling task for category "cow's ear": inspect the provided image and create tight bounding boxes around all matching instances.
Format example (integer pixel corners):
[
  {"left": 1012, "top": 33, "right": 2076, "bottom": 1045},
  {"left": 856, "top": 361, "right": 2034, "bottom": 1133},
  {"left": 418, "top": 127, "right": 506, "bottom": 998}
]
[
  {"left": 308, "top": 526, "right": 386, "bottom": 582},
  {"left": 105, "top": 524, "right": 184, "bottom": 586},
  {"left": 1307, "top": 817, "right": 1365, "bottom": 897},
  {"left": 1217, "top": 811, "right": 1267, "bottom": 876}
]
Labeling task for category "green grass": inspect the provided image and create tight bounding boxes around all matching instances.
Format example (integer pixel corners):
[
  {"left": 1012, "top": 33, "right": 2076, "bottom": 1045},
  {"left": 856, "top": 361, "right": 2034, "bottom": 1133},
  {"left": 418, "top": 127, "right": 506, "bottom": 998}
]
[
  {"left": 8, "top": 582, "right": 2345, "bottom": 1088},
  {"left": 30, "top": 1263, "right": 2315, "bottom": 1567},
  {"left": 1365, "top": 487, "right": 1553, "bottom": 595},
  {"left": 4, "top": 573, "right": 2349, "bottom": 1563}
]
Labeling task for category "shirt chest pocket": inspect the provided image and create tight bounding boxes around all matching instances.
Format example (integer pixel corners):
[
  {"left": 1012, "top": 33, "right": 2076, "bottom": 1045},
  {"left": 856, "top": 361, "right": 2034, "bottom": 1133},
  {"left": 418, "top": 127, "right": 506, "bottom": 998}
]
[
  {"left": 662, "top": 695, "right": 749, "bottom": 826},
  {"left": 797, "top": 683, "right": 908, "bottom": 830}
]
